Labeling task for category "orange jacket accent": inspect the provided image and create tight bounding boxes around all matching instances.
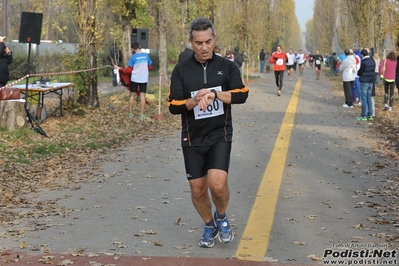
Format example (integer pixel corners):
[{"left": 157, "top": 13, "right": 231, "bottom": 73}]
[{"left": 269, "top": 51, "right": 288, "bottom": 71}]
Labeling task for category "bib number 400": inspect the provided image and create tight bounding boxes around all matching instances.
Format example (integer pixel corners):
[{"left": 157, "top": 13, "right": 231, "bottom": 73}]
[
  {"left": 191, "top": 86, "right": 224, "bottom": 120},
  {"left": 207, "top": 100, "right": 220, "bottom": 112}
]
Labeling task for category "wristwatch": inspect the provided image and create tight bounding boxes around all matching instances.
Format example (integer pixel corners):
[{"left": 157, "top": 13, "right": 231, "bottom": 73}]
[{"left": 210, "top": 89, "right": 217, "bottom": 99}]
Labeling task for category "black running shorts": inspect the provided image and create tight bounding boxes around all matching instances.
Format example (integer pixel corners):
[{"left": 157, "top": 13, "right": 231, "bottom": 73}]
[
  {"left": 130, "top": 81, "right": 147, "bottom": 93},
  {"left": 182, "top": 141, "right": 231, "bottom": 180}
]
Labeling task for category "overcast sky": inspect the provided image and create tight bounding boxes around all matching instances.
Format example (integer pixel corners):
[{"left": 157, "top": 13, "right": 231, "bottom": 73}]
[{"left": 295, "top": 0, "right": 314, "bottom": 31}]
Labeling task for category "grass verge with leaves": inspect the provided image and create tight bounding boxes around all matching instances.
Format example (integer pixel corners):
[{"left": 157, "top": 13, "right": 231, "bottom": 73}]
[{"left": 0, "top": 86, "right": 179, "bottom": 222}]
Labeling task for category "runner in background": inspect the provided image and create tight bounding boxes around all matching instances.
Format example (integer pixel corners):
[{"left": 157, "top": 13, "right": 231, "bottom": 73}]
[
  {"left": 313, "top": 50, "right": 323, "bottom": 80},
  {"left": 269, "top": 45, "right": 288, "bottom": 96},
  {"left": 296, "top": 49, "right": 305, "bottom": 76}
]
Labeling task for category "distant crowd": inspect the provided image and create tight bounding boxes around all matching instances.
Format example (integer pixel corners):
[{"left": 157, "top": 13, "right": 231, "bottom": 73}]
[{"left": 258, "top": 44, "right": 399, "bottom": 123}]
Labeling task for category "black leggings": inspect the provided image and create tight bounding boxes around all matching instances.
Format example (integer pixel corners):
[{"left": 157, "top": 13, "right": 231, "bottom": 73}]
[
  {"left": 384, "top": 80, "right": 395, "bottom": 107},
  {"left": 274, "top": 71, "right": 284, "bottom": 90}
]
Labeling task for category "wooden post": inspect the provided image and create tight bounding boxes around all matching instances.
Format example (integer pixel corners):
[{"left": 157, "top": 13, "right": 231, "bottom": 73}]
[
  {"left": 0, "top": 100, "right": 27, "bottom": 130},
  {"left": 155, "top": 73, "right": 163, "bottom": 120}
]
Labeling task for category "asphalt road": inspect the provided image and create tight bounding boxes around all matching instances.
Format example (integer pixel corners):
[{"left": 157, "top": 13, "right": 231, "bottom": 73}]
[{"left": 1, "top": 66, "right": 398, "bottom": 265}]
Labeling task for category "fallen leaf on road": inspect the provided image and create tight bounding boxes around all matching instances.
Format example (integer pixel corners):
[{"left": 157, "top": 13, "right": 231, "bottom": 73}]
[
  {"left": 308, "top": 254, "right": 322, "bottom": 261},
  {"left": 175, "top": 217, "right": 182, "bottom": 225},
  {"left": 58, "top": 259, "right": 74, "bottom": 265},
  {"left": 174, "top": 245, "right": 191, "bottom": 249},
  {"left": 304, "top": 215, "right": 317, "bottom": 220},
  {"left": 19, "top": 241, "right": 27, "bottom": 249}
]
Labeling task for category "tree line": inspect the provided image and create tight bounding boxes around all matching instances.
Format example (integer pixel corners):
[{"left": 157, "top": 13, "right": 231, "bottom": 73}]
[{"left": 1, "top": 0, "right": 398, "bottom": 107}]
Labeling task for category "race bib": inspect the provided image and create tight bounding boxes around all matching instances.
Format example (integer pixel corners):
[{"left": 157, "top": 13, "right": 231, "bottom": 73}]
[
  {"left": 276, "top": 58, "right": 284, "bottom": 65},
  {"left": 191, "top": 86, "right": 224, "bottom": 120},
  {"left": 316, "top": 59, "right": 321, "bottom": 64}
]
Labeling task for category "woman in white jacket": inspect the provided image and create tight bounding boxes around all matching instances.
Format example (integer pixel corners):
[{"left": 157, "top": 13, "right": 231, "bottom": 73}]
[{"left": 339, "top": 49, "right": 357, "bottom": 108}]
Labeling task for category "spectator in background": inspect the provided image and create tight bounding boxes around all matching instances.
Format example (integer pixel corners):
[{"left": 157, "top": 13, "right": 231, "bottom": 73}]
[
  {"left": 259, "top": 49, "right": 266, "bottom": 73},
  {"left": 338, "top": 50, "right": 346, "bottom": 65},
  {"left": 329, "top": 53, "right": 338, "bottom": 76},
  {"left": 265, "top": 51, "right": 271, "bottom": 73},
  {"left": 396, "top": 41, "right": 399, "bottom": 97},
  {"left": 379, "top": 52, "right": 397, "bottom": 111},
  {"left": 356, "top": 49, "right": 375, "bottom": 121},
  {"left": 339, "top": 49, "right": 356, "bottom": 108},
  {"left": 372, "top": 52, "right": 381, "bottom": 117},
  {"left": 214, "top": 46, "right": 222, "bottom": 57},
  {"left": 0, "top": 36, "right": 13, "bottom": 88},
  {"left": 178, "top": 42, "right": 193, "bottom": 63},
  {"left": 225, "top": 49, "right": 234, "bottom": 62},
  {"left": 232, "top": 47, "right": 244, "bottom": 73},
  {"left": 352, "top": 48, "right": 362, "bottom": 106},
  {"left": 108, "top": 43, "right": 123, "bottom": 87},
  {"left": 118, "top": 42, "right": 153, "bottom": 120}
]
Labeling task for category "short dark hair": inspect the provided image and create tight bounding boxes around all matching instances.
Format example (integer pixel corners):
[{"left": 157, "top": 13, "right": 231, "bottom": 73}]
[
  {"left": 387, "top": 51, "right": 397, "bottom": 61},
  {"left": 360, "top": 49, "right": 368, "bottom": 57},
  {"left": 189, "top": 18, "right": 215, "bottom": 39},
  {"left": 131, "top": 42, "right": 140, "bottom": 50},
  {"left": 344, "top": 49, "right": 350, "bottom": 56}
]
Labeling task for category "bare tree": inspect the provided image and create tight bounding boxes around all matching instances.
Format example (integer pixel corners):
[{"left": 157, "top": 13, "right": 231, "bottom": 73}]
[{"left": 74, "top": 0, "right": 100, "bottom": 107}]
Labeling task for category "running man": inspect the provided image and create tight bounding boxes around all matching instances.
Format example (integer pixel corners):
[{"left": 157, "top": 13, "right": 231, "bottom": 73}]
[
  {"left": 296, "top": 49, "right": 305, "bottom": 76},
  {"left": 269, "top": 45, "right": 288, "bottom": 96},
  {"left": 168, "top": 17, "right": 249, "bottom": 248},
  {"left": 286, "top": 48, "right": 296, "bottom": 81},
  {"left": 313, "top": 50, "right": 323, "bottom": 80}
]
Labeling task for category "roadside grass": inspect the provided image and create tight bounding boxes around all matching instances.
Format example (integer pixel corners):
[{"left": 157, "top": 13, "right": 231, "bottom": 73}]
[{"left": 0, "top": 81, "right": 176, "bottom": 169}]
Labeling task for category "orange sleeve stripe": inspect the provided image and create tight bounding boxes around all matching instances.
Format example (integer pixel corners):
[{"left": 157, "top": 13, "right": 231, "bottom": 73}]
[
  {"left": 167, "top": 99, "right": 187, "bottom": 107},
  {"left": 230, "top": 85, "right": 248, "bottom": 94}
]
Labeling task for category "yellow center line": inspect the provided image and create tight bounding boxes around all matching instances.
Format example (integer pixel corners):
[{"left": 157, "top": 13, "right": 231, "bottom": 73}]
[{"left": 235, "top": 78, "right": 302, "bottom": 261}]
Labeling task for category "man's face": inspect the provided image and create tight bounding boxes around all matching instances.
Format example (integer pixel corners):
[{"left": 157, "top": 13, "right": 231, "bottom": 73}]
[
  {"left": 289, "top": 49, "right": 293, "bottom": 54},
  {"left": 190, "top": 28, "right": 215, "bottom": 63},
  {"left": 277, "top": 46, "right": 282, "bottom": 52}
]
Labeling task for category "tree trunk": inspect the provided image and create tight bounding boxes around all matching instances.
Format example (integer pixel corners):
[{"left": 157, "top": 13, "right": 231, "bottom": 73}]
[
  {"left": 122, "top": 17, "right": 132, "bottom": 67},
  {"left": 75, "top": 0, "right": 99, "bottom": 108},
  {"left": 157, "top": 0, "right": 169, "bottom": 85},
  {"left": 179, "top": 0, "right": 188, "bottom": 52},
  {"left": 0, "top": 101, "right": 26, "bottom": 131}
]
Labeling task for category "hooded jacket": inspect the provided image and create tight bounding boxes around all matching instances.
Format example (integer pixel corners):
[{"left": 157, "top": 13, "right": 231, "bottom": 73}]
[{"left": 339, "top": 54, "right": 357, "bottom": 82}]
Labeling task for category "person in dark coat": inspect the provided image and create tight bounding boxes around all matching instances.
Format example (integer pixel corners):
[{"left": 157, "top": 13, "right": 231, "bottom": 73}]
[
  {"left": 108, "top": 43, "right": 123, "bottom": 87},
  {"left": 178, "top": 42, "right": 193, "bottom": 63},
  {"left": 356, "top": 49, "right": 376, "bottom": 121},
  {"left": 0, "top": 36, "right": 13, "bottom": 87}
]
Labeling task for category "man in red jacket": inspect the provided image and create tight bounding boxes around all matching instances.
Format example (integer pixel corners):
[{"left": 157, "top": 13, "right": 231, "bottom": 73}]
[{"left": 269, "top": 45, "right": 288, "bottom": 96}]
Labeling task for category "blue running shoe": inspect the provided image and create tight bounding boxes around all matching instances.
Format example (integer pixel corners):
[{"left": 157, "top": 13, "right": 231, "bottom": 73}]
[
  {"left": 199, "top": 225, "right": 217, "bottom": 248},
  {"left": 214, "top": 212, "right": 234, "bottom": 243}
]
